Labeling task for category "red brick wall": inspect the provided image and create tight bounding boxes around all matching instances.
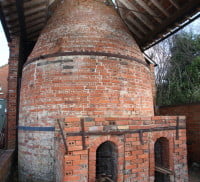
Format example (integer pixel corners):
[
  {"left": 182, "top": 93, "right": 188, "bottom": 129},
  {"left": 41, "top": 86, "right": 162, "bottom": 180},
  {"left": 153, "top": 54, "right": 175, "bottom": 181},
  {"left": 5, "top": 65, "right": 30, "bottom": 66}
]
[
  {"left": 28, "top": 0, "right": 145, "bottom": 64},
  {"left": 6, "top": 37, "right": 19, "bottom": 149},
  {"left": 0, "top": 64, "right": 8, "bottom": 99},
  {"left": 64, "top": 116, "right": 188, "bottom": 182},
  {"left": 17, "top": 0, "right": 188, "bottom": 181},
  {"left": 159, "top": 104, "right": 200, "bottom": 164}
]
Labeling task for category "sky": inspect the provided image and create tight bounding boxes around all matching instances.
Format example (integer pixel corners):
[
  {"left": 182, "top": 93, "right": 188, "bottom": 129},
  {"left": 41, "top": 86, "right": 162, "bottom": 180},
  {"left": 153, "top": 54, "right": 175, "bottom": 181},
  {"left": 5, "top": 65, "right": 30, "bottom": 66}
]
[
  {"left": 0, "top": 16, "right": 199, "bottom": 67},
  {"left": 0, "top": 22, "right": 9, "bottom": 67}
]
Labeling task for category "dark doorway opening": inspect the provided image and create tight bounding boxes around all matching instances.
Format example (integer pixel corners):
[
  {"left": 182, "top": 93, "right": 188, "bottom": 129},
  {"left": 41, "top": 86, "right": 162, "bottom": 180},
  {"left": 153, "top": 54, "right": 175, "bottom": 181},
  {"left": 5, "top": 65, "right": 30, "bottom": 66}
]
[
  {"left": 155, "top": 171, "right": 170, "bottom": 182},
  {"left": 155, "top": 137, "right": 170, "bottom": 182},
  {"left": 96, "top": 141, "right": 117, "bottom": 181}
]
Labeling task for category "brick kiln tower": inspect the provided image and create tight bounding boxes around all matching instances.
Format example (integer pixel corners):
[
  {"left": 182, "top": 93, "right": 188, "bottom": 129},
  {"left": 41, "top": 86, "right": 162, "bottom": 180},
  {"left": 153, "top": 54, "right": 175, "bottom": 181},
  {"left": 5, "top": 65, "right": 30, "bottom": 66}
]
[{"left": 18, "top": 0, "right": 188, "bottom": 181}]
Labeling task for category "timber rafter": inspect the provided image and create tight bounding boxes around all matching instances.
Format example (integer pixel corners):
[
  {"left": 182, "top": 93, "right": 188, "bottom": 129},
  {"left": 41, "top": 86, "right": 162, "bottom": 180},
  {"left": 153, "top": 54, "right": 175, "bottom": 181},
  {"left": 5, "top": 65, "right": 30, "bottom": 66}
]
[
  {"left": 116, "top": 0, "right": 199, "bottom": 49},
  {"left": 0, "top": 0, "right": 199, "bottom": 50}
]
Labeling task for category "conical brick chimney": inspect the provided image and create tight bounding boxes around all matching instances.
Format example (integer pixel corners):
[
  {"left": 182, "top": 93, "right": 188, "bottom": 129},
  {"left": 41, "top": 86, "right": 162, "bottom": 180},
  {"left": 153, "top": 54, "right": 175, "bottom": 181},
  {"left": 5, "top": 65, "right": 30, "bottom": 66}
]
[{"left": 18, "top": 0, "right": 154, "bottom": 181}]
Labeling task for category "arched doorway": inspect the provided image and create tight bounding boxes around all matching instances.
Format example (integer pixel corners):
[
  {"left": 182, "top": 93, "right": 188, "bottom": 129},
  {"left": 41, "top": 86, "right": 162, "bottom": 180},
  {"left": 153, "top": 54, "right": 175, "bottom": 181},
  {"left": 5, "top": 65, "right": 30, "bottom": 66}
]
[
  {"left": 154, "top": 137, "right": 170, "bottom": 182},
  {"left": 96, "top": 141, "right": 117, "bottom": 181}
]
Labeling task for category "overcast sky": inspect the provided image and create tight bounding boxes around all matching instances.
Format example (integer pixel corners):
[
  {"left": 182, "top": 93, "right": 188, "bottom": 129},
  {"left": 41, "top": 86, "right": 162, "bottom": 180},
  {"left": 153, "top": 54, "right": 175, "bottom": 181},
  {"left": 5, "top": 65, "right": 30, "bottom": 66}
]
[
  {"left": 0, "top": 22, "right": 9, "bottom": 66},
  {"left": 0, "top": 17, "right": 199, "bottom": 67}
]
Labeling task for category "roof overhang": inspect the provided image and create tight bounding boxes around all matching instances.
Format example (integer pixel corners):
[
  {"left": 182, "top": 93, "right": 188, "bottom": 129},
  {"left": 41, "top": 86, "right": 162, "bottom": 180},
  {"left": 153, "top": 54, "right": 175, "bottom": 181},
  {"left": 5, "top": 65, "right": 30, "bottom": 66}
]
[{"left": 0, "top": 0, "right": 199, "bottom": 50}]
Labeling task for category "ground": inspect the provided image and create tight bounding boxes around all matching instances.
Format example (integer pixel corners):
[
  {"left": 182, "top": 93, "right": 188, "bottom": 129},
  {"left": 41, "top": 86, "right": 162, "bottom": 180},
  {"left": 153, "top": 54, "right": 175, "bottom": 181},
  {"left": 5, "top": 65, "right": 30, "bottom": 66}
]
[{"left": 6, "top": 164, "right": 200, "bottom": 182}]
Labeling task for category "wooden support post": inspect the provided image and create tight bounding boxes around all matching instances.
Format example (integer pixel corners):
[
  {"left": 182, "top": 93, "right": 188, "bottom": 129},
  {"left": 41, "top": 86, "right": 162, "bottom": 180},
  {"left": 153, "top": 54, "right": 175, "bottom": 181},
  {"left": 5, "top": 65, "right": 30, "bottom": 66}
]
[
  {"left": 81, "top": 118, "right": 87, "bottom": 150},
  {"left": 57, "top": 119, "right": 68, "bottom": 154}
]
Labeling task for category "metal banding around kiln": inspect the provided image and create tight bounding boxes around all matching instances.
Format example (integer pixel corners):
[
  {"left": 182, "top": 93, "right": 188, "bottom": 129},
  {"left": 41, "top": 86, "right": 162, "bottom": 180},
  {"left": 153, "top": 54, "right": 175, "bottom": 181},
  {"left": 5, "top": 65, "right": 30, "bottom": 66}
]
[
  {"left": 18, "top": 126, "right": 55, "bottom": 131},
  {"left": 24, "top": 51, "right": 149, "bottom": 67}
]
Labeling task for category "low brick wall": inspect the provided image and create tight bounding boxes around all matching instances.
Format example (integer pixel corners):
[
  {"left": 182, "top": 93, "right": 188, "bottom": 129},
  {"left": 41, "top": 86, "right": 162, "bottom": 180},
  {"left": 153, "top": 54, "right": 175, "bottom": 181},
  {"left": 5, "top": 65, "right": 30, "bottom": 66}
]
[
  {"left": 159, "top": 104, "right": 200, "bottom": 164},
  {"left": 0, "top": 149, "right": 14, "bottom": 182},
  {"left": 63, "top": 116, "right": 188, "bottom": 182}
]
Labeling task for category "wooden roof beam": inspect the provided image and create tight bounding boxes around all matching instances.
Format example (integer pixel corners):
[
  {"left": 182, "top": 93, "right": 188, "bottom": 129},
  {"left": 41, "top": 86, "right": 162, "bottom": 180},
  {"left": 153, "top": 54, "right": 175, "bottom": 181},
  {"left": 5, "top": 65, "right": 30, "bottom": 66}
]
[
  {"left": 6, "top": 15, "right": 20, "bottom": 25},
  {"left": 4, "top": 12, "right": 18, "bottom": 22},
  {"left": 168, "top": 0, "right": 180, "bottom": 9},
  {"left": 24, "top": 0, "right": 46, "bottom": 9},
  {"left": 9, "top": 29, "right": 20, "bottom": 35},
  {"left": 25, "top": 11, "right": 46, "bottom": 23},
  {"left": 26, "top": 17, "right": 46, "bottom": 28},
  {"left": 142, "top": 0, "right": 199, "bottom": 49},
  {"left": 115, "top": 0, "right": 143, "bottom": 40},
  {"left": 125, "top": 14, "right": 148, "bottom": 34},
  {"left": 126, "top": 23, "right": 143, "bottom": 39},
  {"left": 155, "top": 166, "right": 173, "bottom": 175},
  {"left": 1, "top": 0, "right": 15, "bottom": 7},
  {"left": 27, "top": 28, "right": 42, "bottom": 40},
  {"left": 0, "top": 3, "right": 11, "bottom": 41},
  {"left": 24, "top": 5, "right": 46, "bottom": 17},
  {"left": 118, "top": 0, "right": 155, "bottom": 30},
  {"left": 150, "top": 0, "right": 170, "bottom": 17},
  {"left": 5, "top": 1, "right": 46, "bottom": 18},
  {"left": 7, "top": 22, "right": 19, "bottom": 29},
  {"left": 16, "top": 0, "right": 27, "bottom": 40},
  {"left": 27, "top": 22, "right": 45, "bottom": 34},
  {"left": 27, "top": 32, "right": 40, "bottom": 40},
  {"left": 3, "top": 6, "right": 17, "bottom": 15},
  {"left": 134, "top": 0, "right": 162, "bottom": 23},
  {"left": 8, "top": 25, "right": 20, "bottom": 33},
  {"left": 26, "top": 23, "right": 45, "bottom": 34}
]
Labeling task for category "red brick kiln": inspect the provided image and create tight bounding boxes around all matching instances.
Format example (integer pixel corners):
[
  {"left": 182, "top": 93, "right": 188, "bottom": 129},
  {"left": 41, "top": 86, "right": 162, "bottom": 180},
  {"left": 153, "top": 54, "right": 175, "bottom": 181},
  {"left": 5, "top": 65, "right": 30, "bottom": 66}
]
[{"left": 18, "top": 0, "right": 188, "bottom": 181}]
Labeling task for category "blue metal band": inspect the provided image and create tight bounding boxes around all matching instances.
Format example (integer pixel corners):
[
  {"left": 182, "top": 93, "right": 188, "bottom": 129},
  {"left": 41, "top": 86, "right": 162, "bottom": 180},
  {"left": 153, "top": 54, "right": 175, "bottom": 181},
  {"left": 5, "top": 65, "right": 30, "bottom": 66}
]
[{"left": 18, "top": 126, "right": 55, "bottom": 131}]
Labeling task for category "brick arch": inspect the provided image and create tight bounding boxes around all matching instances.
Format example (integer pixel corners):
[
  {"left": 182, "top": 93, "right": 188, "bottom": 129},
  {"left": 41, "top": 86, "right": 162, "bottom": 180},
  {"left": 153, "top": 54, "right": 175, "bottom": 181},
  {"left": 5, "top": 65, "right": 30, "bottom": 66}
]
[
  {"left": 155, "top": 137, "right": 170, "bottom": 168},
  {"left": 88, "top": 136, "right": 124, "bottom": 182},
  {"left": 96, "top": 141, "right": 118, "bottom": 181},
  {"left": 149, "top": 131, "right": 175, "bottom": 181}
]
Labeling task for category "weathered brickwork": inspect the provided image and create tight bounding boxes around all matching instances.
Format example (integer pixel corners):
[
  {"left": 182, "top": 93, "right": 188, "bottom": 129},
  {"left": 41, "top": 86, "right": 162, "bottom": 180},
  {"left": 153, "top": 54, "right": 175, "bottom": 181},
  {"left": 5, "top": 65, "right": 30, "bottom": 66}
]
[
  {"left": 63, "top": 116, "right": 188, "bottom": 182},
  {"left": 0, "top": 64, "right": 8, "bottom": 99},
  {"left": 160, "top": 104, "right": 200, "bottom": 164},
  {"left": 21, "top": 56, "right": 153, "bottom": 118},
  {"left": 18, "top": 0, "right": 188, "bottom": 181},
  {"left": 7, "top": 37, "right": 19, "bottom": 149},
  {"left": 18, "top": 131, "right": 55, "bottom": 181},
  {"left": 27, "top": 0, "right": 144, "bottom": 63}
]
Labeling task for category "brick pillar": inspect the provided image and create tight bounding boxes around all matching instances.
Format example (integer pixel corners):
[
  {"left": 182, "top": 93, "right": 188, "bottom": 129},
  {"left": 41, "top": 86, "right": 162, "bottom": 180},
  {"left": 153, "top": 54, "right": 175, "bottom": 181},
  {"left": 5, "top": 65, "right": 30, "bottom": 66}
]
[{"left": 6, "top": 37, "right": 20, "bottom": 149}]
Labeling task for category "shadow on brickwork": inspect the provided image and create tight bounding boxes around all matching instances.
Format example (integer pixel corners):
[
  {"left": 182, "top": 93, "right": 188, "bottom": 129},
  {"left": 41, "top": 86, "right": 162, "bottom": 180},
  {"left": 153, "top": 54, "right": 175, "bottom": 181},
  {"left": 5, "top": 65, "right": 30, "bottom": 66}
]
[
  {"left": 189, "top": 163, "right": 200, "bottom": 182},
  {"left": 7, "top": 161, "right": 18, "bottom": 182}
]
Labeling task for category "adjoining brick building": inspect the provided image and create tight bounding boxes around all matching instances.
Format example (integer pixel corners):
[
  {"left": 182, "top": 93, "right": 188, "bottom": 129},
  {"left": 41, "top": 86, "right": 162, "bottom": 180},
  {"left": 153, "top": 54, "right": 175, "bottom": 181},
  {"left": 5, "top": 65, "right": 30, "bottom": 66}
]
[
  {"left": 0, "top": 0, "right": 199, "bottom": 182},
  {"left": 0, "top": 64, "right": 8, "bottom": 100},
  {"left": 159, "top": 104, "right": 200, "bottom": 165},
  {"left": 0, "top": 64, "right": 8, "bottom": 142}
]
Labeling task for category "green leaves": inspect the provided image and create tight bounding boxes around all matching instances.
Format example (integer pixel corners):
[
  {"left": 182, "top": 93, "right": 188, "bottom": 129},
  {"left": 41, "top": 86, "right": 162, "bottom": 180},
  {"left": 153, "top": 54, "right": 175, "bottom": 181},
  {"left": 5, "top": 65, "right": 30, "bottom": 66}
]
[{"left": 157, "top": 32, "right": 200, "bottom": 106}]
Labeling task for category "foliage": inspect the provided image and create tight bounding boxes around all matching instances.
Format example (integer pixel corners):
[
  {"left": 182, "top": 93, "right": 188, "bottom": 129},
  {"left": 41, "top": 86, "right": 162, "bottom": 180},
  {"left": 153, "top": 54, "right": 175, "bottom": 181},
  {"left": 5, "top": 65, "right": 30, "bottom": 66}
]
[{"left": 155, "top": 32, "right": 200, "bottom": 106}]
